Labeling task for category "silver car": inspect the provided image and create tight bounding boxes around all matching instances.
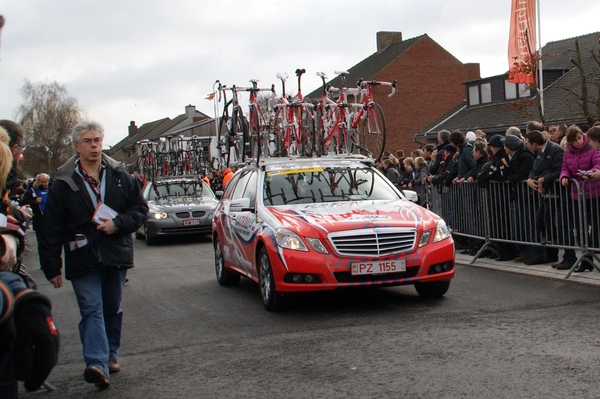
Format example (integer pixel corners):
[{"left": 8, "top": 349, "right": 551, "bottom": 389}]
[{"left": 136, "top": 176, "right": 219, "bottom": 245}]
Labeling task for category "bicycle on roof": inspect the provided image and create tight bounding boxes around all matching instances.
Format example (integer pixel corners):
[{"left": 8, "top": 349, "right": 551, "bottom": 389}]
[
  {"left": 271, "top": 68, "right": 316, "bottom": 157},
  {"left": 314, "top": 71, "right": 395, "bottom": 162},
  {"left": 215, "top": 82, "right": 249, "bottom": 169}
]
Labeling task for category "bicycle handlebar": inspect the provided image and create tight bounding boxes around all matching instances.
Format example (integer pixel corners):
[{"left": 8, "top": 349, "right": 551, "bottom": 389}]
[{"left": 357, "top": 78, "right": 398, "bottom": 97}]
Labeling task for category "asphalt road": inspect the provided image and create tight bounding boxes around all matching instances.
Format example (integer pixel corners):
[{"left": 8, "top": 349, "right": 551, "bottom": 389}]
[{"left": 19, "top": 235, "right": 600, "bottom": 399}]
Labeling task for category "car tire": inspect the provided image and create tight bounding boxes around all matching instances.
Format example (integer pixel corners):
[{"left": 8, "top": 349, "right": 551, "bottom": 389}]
[
  {"left": 258, "top": 247, "right": 284, "bottom": 311},
  {"left": 214, "top": 237, "right": 240, "bottom": 286},
  {"left": 145, "top": 226, "right": 158, "bottom": 246},
  {"left": 414, "top": 280, "right": 451, "bottom": 298}
]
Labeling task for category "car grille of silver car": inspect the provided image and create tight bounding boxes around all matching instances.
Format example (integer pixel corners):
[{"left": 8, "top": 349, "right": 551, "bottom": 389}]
[
  {"left": 175, "top": 211, "right": 206, "bottom": 218},
  {"left": 329, "top": 228, "right": 417, "bottom": 256}
]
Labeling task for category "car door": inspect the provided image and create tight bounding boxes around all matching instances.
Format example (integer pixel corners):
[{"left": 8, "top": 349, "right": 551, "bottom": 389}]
[{"left": 225, "top": 169, "right": 260, "bottom": 277}]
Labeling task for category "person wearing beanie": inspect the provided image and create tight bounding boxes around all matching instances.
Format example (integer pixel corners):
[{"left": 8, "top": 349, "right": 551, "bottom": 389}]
[
  {"left": 465, "top": 131, "right": 477, "bottom": 143},
  {"left": 503, "top": 135, "right": 523, "bottom": 152},
  {"left": 488, "top": 134, "right": 504, "bottom": 149}
]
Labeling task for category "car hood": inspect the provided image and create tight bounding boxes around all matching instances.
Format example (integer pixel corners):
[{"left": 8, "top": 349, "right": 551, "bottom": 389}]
[
  {"left": 149, "top": 197, "right": 218, "bottom": 211},
  {"left": 265, "top": 200, "right": 438, "bottom": 235}
]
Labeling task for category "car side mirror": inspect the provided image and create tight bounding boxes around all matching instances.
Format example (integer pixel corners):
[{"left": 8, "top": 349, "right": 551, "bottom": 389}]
[
  {"left": 402, "top": 189, "right": 419, "bottom": 203},
  {"left": 229, "top": 197, "right": 253, "bottom": 212},
  {"left": 215, "top": 190, "right": 224, "bottom": 200}
]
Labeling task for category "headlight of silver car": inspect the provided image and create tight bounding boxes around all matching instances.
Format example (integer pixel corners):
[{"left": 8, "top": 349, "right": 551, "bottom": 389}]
[
  {"left": 151, "top": 212, "right": 168, "bottom": 219},
  {"left": 433, "top": 219, "right": 451, "bottom": 243},
  {"left": 275, "top": 228, "right": 308, "bottom": 251}
]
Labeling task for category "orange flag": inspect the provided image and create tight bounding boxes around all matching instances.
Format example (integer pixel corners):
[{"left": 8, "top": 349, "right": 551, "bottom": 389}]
[
  {"left": 205, "top": 92, "right": 216, "bottom": 101},
  {"left": 508, "top": 0, "right": 536, "bottom": 84}
]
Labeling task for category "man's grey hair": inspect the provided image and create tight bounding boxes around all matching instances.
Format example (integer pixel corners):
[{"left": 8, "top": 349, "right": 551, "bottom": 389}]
[
  {"left": 72, "top": 120, "right": 105, "bottom": 144},
  {"left": 505, "top": 126, "right": 524, "bottom": 140},
  {"left": 437, "top": 129, "right": 450, "bottom": 141}
]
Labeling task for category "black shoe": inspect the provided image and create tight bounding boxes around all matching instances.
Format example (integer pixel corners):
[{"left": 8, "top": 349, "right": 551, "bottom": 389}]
[
  {"left": 525, "top": 259, "right": 548, "bottom": 266},
  {"left": 574, "top": 263, "right": 594, "bottom": 273},
  {"left": 84, "top": 366, "right": 110, "bottom": 388},
  {"left": 554, "top": 260, "right": 574, "bottom": 270},
  {"left": 495, "top": 256, "right": 515, "bottom": 262}
]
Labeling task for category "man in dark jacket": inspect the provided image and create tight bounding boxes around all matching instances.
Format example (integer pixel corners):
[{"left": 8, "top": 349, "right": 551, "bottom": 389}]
[
  {"left": 503, "top": 134, "right": 535, "bottom": 263},
  {"left": 524, "top": 130, "right": 564, "bottom": 265},
  {"left": 20, "top": 173, "right": 50, "bottom": 253},
  {"left": 39, "top": 121, "right": 148, "bottom": 389},
  {"left": 428, "top": 129, "right": 450, "bottom": 175}
]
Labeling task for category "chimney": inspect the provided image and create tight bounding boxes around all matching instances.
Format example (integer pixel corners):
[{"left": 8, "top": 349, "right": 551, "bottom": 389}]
[
  {"left": 377, "top": 31, "right": 403, "bottom": 53},
  {"left": 185, "top": 104, "right": 196, "bottom": 119},
  {"left": 128, "top": 121, "right": 137, "bottom": 137}
]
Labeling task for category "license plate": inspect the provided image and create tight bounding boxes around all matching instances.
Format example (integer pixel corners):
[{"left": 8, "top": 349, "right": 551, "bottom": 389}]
[
  {"left": 183, "top": 219, "right": 200, "bottom": 226},
  {"left": 350, "top": 260, "right": 406, "bottom": 275}
]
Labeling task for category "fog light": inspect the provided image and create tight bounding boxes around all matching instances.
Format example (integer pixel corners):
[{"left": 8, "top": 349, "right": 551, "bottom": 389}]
[
  {"left": 305, "top": 275, "right": 314, "bottom": 283},
  {"left": 292, "top": 274, "right": 303, "bottom": 283}
]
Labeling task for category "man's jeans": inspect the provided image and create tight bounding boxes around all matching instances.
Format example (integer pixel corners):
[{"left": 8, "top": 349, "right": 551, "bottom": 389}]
[{"left": 71, "top": 266, "right": 127, "bottom": 375}]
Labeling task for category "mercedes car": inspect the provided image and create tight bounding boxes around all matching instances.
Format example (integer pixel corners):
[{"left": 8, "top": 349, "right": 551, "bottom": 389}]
[{"left": 212, "top": 155, "right": 455, "bottom": 310}]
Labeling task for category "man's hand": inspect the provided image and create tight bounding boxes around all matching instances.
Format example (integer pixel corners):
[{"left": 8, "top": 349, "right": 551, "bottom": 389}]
[
  {"left": 0, "top": 234, "right": 18, "bottom": 272},
  {"left": 49, "top": 275, "right": 62, "bottom": 289},
  {"left": 526, "top": 178, "right": 538, "bottom": 191},
  {"left": 97, "top": 217, "right": 118, "bottom": 235}
]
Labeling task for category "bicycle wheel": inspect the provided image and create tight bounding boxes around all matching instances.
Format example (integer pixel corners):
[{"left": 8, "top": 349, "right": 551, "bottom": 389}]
[
  {"left": 234, "top": 107, "right": 249, "bottom": 164},
  {"left": 248, "top": 106, "right": 261, "bottom": 160},
  {"left": 314, "top": 105, "right": 329, "bottom": 156},
  {"left": 299, "top": 102, "right": 315, "bottom": 157},
  {"left": 272, "top": 107, "right": 286, "bottom": 157},
  {"left": 217, "top": 114, "right": 232, "bottom": 168},
  {"left": 358, "top": 102, "right": 386, "bottom": 162}
]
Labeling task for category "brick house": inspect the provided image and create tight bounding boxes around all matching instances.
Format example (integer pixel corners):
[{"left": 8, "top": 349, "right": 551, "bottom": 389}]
[
  {"left": 414, "top": 31, "right": 600, "bottom": 142},
  {"left": 306, "top": 31, "right": 481, "bottom": 155}
]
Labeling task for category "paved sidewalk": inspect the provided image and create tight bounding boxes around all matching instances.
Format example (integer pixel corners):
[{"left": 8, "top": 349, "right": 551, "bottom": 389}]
[{"left": 455, "top": 252, "right": 600, "bottom": 287}]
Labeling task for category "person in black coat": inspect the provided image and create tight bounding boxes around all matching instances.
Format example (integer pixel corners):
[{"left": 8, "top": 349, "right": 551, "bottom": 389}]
[
  {"left": 39, "top": 121, "right": 148, "bottom": 389},
  {"left": 502, "top": 134, "right": 536, "bottom": 262}
]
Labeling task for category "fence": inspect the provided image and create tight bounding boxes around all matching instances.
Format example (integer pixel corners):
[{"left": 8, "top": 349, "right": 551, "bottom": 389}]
[{"left": 428, "top": 179, "right": 600, "bottom": 279}]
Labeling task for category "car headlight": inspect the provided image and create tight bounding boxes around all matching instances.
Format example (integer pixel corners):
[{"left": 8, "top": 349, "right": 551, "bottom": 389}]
[
  {"left": 306, "top": 237, "right": 329, "bottom": 254},
  {"left": 275, "top": 228, "right": 308, "bottom": 251},
  {"left": 151, "top": 212, "right": 168, "bottom": 219},
  {"left": 418, "top": 230, "right": 432, "bottom": 247},
  {"left": 433, "top": 219, "right": 451, "bottom": 243}
]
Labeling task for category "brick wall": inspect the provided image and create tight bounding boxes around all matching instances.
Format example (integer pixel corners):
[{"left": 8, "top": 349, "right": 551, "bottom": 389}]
[{"left": 372, "top": 35, "right": 480, "bottom": 155}]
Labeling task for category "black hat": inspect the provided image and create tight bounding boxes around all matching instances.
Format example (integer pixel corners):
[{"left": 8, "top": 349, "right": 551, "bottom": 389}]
[
  {"left": 442, "top": 144, "right": 457, "bottom": 153},
  {"left": 488, "top": 134, "right": 504, "bottom": 148},
  {"left": 503, "top": 135, "right": 523, "bottom": 151}
]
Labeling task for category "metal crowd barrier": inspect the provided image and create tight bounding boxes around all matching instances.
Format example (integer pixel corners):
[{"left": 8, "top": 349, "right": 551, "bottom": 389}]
[{"left": 428, "top": 179, "right": 600, "bottom": 279}]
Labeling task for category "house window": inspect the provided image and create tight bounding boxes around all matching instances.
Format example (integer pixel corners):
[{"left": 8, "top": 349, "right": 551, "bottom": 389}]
[
  {"left": 481, "top": 83, "right": 491, "bottom": 104},
  {"left": 468, "top": 86, "right": 479, "bottom": 106},
  {"left": 505, "top": 80, "right": 517, "bottom": 99},
  {"left": 504, "top": 80, "right": 531, "bottom": 100},
  {"left": 518, "top": 84, "right": 530, "bottom": 97}
]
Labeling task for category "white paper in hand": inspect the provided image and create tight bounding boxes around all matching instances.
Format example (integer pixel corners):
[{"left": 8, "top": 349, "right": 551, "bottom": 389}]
[{"left": 92, "top": 202, "right": 118, "bottom": 224}]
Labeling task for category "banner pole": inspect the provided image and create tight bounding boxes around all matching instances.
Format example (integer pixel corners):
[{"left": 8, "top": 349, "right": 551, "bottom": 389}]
[{"left": 537, "top": 0, "right": 544, "bottom": 117}]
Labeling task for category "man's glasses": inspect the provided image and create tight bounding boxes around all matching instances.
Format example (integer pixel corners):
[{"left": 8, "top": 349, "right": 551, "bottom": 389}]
[{"left": 79, "top": 138, "right": 103, "bottom": 145}]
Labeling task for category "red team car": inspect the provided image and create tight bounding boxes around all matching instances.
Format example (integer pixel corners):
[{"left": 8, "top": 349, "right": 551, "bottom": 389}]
[{"left": 212, "top": 155, "right": 455, "bottom": 310}]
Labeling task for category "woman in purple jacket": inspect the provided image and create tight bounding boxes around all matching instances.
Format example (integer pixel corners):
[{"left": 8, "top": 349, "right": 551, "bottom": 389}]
[{"left": 559, "top": 125, "right": 600, "bottom": 272}]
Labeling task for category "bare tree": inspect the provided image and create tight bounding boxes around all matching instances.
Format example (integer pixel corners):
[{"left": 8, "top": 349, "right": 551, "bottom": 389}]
[
  {"left": 565, "top": 38, "right": 600, "bottom": 126},
  {"left": 15, "top": 79, "right": 84, "bottom": 175}
]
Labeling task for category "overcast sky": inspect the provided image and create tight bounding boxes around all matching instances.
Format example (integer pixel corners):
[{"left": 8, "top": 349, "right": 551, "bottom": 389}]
[{"left": 1, "top": 0, "right": 599, "bottom": 148}]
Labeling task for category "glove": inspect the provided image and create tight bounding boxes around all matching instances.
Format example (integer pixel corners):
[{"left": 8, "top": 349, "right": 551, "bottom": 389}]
[{"left": 12, "top": 288, "right": 60, "bottom": 392}]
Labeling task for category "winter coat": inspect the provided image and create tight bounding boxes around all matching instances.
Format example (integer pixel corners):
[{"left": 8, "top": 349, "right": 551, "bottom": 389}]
[
  {"left": 39, "top": 155, "right": 148, "bottom": 281},
  {"left": 528, "top": 140, "right": 564, "bottom": 192},
  {"left": 559, "top": 135, "right": 600, "bottom": 200},
  {"left": 457, "top": 141, "right": 476, "bottom": 178}
]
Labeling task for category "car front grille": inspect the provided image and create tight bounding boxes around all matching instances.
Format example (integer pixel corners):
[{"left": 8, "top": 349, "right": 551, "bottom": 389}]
[
  {"left": 329, "top": 228, "right": 417, "bottom": 257},
  {"left": 174, "top": 211, "right": 206, "bottom": 218}
]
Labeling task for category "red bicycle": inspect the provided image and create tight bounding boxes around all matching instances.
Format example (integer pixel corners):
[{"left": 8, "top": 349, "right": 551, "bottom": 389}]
[{"left": 271, "top": 69, "right": 315, "bottom": 157}]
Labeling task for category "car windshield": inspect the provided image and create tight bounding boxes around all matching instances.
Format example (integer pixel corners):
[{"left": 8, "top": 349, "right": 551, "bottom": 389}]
[
  {"left": 149, "top": 180, "right": 212, "bottom": 200},
  {"left": 262, "top": 166, "right": 401, "bottom": 206}
]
